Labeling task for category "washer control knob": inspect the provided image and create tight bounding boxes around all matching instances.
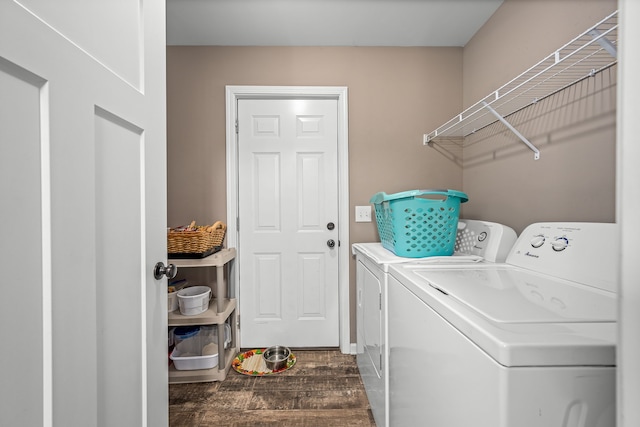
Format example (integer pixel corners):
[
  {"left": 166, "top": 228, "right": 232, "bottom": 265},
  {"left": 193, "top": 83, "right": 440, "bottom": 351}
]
[
  {"left": 551, "top": 237, "right": 569, "bottom": 252},
  {"left": 530, "top": 235, "right": 545, "bottom": 248}
]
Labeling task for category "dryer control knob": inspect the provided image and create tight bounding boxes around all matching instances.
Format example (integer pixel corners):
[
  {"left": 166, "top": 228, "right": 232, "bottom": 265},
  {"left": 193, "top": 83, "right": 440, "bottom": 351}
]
[
  {"left": 551, "top": 237, "right": 569, "bottom": 252},
  {"left": 530, "top": 235, "right": 545, "bottom": 248}
]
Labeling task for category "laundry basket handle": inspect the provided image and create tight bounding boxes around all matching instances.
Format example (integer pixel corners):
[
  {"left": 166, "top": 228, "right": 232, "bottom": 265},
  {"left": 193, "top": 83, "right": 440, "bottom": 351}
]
[
  {"left": 370, "top": 189, "right": 468, "bottom": 204},
  {"left": 416, "top": 189, "right": 468, "bottom": 203}
]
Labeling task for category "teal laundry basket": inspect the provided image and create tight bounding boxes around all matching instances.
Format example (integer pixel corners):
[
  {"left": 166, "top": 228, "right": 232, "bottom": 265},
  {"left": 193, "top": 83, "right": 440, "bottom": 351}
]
[{"left": 370, "top": 189, "right": 469, "bottom": 258}]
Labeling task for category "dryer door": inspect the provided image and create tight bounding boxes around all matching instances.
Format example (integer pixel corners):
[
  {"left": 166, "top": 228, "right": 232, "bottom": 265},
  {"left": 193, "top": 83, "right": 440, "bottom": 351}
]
[
  {"left": 356, "top": 258, "right": 387, "bottom": 427},
  {"left": 356, "top": 261, "right": 383, "bottom": 376}
]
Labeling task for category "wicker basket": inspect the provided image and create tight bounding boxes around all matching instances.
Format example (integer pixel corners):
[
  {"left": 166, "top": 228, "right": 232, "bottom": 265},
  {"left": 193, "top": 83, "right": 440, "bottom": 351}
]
[{"left": 168, "top": 222, "right": 226, "bottom": 259}]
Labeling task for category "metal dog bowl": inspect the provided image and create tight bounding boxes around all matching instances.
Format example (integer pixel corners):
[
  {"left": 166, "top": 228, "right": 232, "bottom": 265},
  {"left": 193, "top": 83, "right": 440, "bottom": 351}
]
[{"left": 263, "top": 345, "right": 291, "bottom": 371}]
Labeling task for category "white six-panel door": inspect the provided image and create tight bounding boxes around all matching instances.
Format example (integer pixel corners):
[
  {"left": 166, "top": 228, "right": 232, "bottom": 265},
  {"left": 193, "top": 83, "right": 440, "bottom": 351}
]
[
  {"left": 0, "top": 1, "right": 167, "bottom": 426},
  {"left": 238, "top": 98, "right": 339, "bottom": 348}
]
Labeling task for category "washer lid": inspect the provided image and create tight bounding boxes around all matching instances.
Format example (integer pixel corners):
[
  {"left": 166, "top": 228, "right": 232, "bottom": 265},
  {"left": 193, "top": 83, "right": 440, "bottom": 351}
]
[
  {"left": 352, "top": 242, "right": 482, "bottom": 272},
  {"left": 392, "top": 264, "right": 617, "bottom": 366},
  {"left": 415, "top": 266, "right": 616, "bottom": 324}
]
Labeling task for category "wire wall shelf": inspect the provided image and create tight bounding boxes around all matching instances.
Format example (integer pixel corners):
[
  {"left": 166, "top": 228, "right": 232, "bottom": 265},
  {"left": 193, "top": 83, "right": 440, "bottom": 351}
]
[{"left": 424, "top": 10, "right": 618, "bottom": 160}]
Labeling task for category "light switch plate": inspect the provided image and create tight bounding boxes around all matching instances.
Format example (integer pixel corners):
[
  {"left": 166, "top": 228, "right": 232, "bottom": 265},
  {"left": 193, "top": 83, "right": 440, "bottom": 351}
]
[{"left": 355, "top": 205, "right": 372, "bottom": 222}]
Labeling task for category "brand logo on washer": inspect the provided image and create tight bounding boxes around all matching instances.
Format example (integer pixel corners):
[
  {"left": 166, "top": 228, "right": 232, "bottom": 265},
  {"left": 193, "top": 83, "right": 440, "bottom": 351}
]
[{"left": 524, "top": 252, "right": 540, "bottom": 258}]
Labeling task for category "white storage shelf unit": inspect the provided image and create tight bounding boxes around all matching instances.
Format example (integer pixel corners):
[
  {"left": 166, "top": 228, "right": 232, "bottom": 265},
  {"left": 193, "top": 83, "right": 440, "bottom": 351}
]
[
  {"left": 168, "top": 248, "right": 238, "bottom": 384},
  {"left": 424, "top": 10, "right": 618, "bottom": 160}
]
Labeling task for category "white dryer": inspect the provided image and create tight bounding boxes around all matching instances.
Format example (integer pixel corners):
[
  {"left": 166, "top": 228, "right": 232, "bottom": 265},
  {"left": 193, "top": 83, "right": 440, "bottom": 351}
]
[
  {"left": 352, "top": 219, "right": 516, "bottom": 427},
  {"left": 387, "top": 222, "right": 617, "bottom": 427}
]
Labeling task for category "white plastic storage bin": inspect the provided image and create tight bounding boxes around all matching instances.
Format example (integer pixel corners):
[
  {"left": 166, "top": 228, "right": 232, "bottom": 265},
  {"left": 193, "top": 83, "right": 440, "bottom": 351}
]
[
  {"left": 168, "top": 279, "right": 188, "bottom": 312},
  {"left": 177, "top": 285, "right": 211, "bottom": 315},
  {"left": 170, "top": 325, "right": 219, "bottom": 370},
  {"left": 170, "top": 344, "right": 219, "bottom": 370},
  {"left": 168, "top": 291, "right": 179, "bottom": 312}
]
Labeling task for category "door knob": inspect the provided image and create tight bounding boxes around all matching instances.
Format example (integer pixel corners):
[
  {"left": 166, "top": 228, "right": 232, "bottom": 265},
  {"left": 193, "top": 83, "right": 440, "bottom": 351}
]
[
  {"left": 327, "top": 222, "right": 335, "bottom": 230},
  {"left": 327, "top": 239, "right": 336, "bottom": 248},
  {"left": 154, "top": 262, "right": 177, "bottom": 280}
]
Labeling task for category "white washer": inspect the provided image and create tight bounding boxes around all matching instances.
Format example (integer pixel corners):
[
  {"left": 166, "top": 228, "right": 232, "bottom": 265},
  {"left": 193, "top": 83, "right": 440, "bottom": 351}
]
[
  {"left": 352, "top": 220, "right": 517, "bottom": 427},
  {"left": 388, "top": 222, "right": 617, "bottom": 427}
]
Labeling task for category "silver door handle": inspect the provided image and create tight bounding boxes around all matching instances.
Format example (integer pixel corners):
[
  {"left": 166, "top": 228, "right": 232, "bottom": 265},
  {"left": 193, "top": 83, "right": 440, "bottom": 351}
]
[
  {"left": 327, "top": 239, "right": 336, "bottom": 248},
  {"left": 154, "top": 262, "right": 177, "bottom": 280}
]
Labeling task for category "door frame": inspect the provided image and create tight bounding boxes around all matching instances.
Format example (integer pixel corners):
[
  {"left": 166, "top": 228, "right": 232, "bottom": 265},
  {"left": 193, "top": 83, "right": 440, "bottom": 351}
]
[{"left": 225, "top": 85, "right": 350, "bottom": 354}]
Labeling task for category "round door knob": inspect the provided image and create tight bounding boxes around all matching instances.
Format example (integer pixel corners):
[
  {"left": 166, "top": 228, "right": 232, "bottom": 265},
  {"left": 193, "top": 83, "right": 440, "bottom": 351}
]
[
  {"left": 154, "top": 262, "right": 177, "bottom": 280},
  {"left": 327, "top": 239, "right": 336, "bottom": 248},
  {"left": 327, "top": 222, "right": 335, "bottom": 230}
]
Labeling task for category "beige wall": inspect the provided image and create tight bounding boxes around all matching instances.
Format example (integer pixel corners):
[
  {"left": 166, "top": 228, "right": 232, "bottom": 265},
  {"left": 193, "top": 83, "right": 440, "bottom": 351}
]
[
  {"left": 461, "top": 0, "right": 618, "bottom": 233},
  {"left": 167, "top": 46, "right": 464, "bottom": 342},
  {"left": 167, "top": 47, "right": 464, "bottom": 227}
]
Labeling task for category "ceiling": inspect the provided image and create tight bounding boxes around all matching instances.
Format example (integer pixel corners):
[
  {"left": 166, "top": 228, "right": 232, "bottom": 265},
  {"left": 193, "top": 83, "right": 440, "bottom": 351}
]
[{"left": 166, "top": 0, "right": 504, "bottom": 47}]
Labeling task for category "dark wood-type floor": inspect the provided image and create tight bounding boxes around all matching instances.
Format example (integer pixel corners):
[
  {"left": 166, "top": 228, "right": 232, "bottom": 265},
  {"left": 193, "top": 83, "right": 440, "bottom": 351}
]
[{"left": 169, "top": 349, "right": 377, "bottom": 427}]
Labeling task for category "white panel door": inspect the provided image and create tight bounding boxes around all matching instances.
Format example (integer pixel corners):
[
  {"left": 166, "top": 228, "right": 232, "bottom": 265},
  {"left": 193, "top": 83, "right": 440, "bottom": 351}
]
[
  {"left": 238, "top": 98, "right": 339, "bottom": 347},
  {"left": 0, "top": 1, "right": 167, "bottom": 426}
]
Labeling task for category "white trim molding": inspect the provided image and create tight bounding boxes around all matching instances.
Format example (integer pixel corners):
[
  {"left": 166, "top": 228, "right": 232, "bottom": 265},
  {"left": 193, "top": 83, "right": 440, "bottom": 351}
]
[
  {"left": 617, "top": 1, "right": 640, "bottom": 425},
  {"left": 225, "top": 85, "right": 351, "bottom": 354}
]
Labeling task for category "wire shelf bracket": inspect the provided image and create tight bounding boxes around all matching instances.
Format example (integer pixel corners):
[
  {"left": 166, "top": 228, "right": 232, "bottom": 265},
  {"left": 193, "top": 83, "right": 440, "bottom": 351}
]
[
  {"left": 482, "top": 102, "right": 540, "bottom": 160},
  {"left": 423, "top": 10, "right": 618, "bottom": 161}
]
